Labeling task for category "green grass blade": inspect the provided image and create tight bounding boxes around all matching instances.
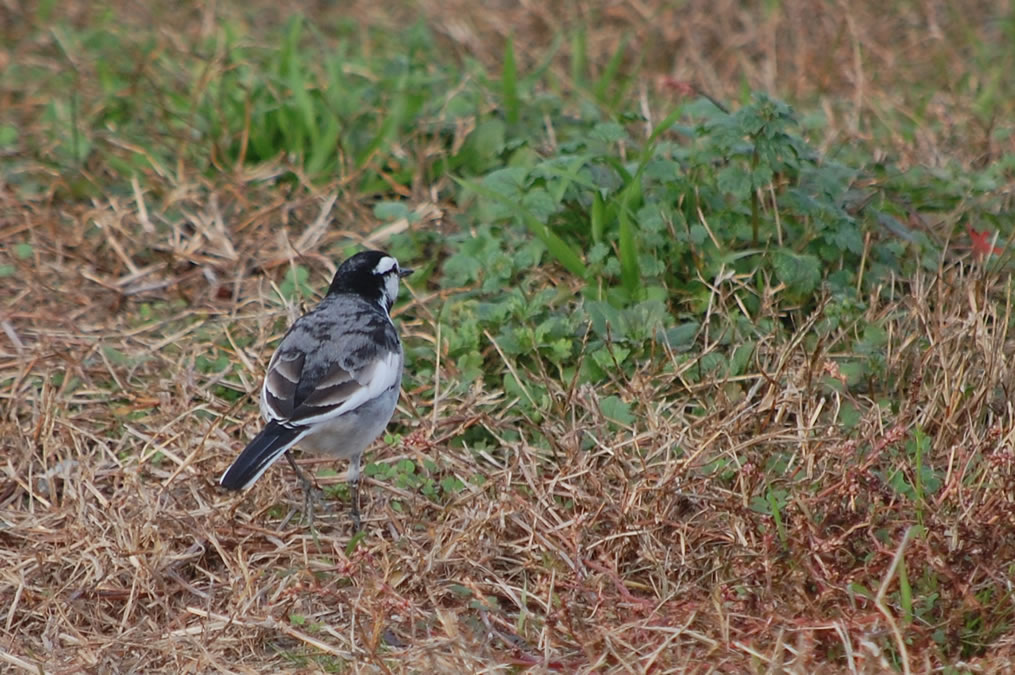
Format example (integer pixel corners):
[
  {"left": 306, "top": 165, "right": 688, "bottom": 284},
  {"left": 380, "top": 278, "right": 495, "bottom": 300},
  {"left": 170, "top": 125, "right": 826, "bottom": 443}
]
[
  {"left": 570, "top": 28, "right": 587, "bottom": 87},
  {"left": 502, "top": 37, "right": 520, "bottom": 125},
  {"left": 591, "top": 191, "right": 605, "bottom": 244},
  {"left": 306, "top": 112, "right": 340, "bottom": 177},
  {"left": 522, "top": 32, "right": 562, "bottom": 88},
  {"left": 280, "top": 16, "right": 310, "bottom": 154},
  {"left": 618, "top": 183, "right": 640, "bottom": 294},
  {"left": 767, "top": 490, "right": 788, "bottom": 549},
  {"left": 618, "top": 208, "right": 638, "bottom": 293},
  {"left": 594, "top": 34, "right": 628, "bottom": 104},
  {"left": 912, "top": 426, "right": 927, "bottom": 528},
  {"left": 644, "top": 106, "right": 687, "bottom": 151},
  {"left": 898, "top": 551, "right": 913, "bottom": 625},
  {"left": 355, "top": 92, "right": 406, "bottom": 169}
]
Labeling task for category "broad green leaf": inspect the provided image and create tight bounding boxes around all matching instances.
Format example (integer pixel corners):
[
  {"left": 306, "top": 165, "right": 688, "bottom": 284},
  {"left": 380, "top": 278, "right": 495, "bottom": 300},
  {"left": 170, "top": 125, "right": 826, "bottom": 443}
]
[{"left": 599, "top": 395, "right": 634, "bottom": 426}]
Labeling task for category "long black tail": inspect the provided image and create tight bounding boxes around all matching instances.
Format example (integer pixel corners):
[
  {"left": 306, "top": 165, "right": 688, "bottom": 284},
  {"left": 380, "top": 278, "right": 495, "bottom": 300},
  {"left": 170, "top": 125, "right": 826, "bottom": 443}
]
[{"left": 220, "top": 421, "right": 303, "bottom": 490}]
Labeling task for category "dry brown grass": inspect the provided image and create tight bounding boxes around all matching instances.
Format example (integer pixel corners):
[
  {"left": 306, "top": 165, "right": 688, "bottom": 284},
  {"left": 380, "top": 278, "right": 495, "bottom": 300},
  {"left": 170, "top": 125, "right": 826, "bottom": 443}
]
[
  {"left": 4, "top": 1, "right": 1015, "bottom": 672},
  {"left": 411, "top": 0, "right": 1014, "bottom": 167}
]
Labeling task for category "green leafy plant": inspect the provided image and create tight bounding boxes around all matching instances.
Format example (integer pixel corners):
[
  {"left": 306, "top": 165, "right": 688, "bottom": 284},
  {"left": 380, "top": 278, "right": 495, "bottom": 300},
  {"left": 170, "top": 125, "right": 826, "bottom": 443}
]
[{"left": 363, "top": 457, "right": 464, "bottom": 508}]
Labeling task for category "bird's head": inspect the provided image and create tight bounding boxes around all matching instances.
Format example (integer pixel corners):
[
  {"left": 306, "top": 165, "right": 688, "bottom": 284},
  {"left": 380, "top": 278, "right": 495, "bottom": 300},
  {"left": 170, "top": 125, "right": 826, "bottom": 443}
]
[{"left": 327, "top": 250, "right": 413, "bottom": 312}]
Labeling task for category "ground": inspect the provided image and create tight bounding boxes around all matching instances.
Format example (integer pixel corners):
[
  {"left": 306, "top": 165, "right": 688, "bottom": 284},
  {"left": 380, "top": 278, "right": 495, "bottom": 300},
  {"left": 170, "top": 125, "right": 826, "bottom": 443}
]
[{"left": 2, "top": 1, "right": 1015, "bottom": 672}]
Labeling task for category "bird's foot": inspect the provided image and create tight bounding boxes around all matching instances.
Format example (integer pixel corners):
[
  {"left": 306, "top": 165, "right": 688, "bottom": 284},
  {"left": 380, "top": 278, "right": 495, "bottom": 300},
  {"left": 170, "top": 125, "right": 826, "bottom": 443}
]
[
  {"left": 349, "top": 481, "right": 361, "bottom": 533},
  {"left": 283, "top": 453, "right": 326, "bottom": 531}
]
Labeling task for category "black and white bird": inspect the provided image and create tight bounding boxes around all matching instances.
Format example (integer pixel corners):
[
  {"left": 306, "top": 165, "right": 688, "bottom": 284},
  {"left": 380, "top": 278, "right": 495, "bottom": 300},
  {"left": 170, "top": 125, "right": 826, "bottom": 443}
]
[{"left": 220, "top": 250, "right": 413, "bottom": 530}]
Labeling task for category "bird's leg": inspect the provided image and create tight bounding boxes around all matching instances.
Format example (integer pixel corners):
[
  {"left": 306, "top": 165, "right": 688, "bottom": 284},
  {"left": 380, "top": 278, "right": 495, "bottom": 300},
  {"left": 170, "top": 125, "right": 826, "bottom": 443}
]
[
  {"left": 348, "top": 453, "right": 362, "bottom": 532},
  {"left": 285, "top": 452, "right": 318, "bottom": 529}
]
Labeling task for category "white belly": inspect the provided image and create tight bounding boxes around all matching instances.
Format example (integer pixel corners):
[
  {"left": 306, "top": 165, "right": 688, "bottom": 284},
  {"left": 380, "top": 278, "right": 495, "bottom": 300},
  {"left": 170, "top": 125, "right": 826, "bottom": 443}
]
[{"left": 294, "top": 383, "right": 400, "bottom": 460}]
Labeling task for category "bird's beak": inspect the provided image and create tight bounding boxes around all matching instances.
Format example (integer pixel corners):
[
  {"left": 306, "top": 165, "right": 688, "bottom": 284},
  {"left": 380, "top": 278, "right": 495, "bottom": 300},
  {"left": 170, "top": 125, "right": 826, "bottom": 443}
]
[{"left": 399, "top": 267, "right": 414, "bottom": 278}]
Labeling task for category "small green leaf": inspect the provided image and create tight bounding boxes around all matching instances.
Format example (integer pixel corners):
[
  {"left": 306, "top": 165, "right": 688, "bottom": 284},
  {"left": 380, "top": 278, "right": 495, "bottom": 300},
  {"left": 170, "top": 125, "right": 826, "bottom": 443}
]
[
  {"left": 838, "top": 402, "right": 861, "bottom": 429},
  {"left": 102, "top": 345, "right": 130, "bottom": 366},
  {"left": 279, "top": 264, "right": 313, "bottom": 301},
  {"left": 373, "top": 201, "right": 410, "bottom": 222},
  {"left": 0, "top": 125, "right": 17, "bottom": 147},
  {"left": 772, "top": 249, "right": 820, "bottom": 296},
  {"left": 717, "top": 165, "right": 752, "bottom": 197},
  {"left": 345, "top": 530, "right": 366, "bottom": 556},
  {"left": 465, "top": 118, "right": 507, "bottom": 165},
  {"left": 661, "top": 322, "right": 699, "bottom": 348},
  {"left": 599, "top": 395, "right": 634, "bottom": 426},
  {"left": 522, "top": 188, "right": 558, "bottom": 222},
  {"left": 729, "top": 342, "right": 755, "bottom": 376},
  {"left": 14, "top": 243, "right": 33, "bottom": 259},
  {"left": 591, "top": 121, "right": 626, "bottom": 143},
  {"left": 441, "top": 476, "right": 465, "bottom": 495}
]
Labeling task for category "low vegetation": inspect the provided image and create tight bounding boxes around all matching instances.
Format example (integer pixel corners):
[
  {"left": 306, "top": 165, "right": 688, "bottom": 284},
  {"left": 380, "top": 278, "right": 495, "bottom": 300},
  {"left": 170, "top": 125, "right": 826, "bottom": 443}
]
[{"left": 2, "top": 1, "right": 1015, "bottom": 671}]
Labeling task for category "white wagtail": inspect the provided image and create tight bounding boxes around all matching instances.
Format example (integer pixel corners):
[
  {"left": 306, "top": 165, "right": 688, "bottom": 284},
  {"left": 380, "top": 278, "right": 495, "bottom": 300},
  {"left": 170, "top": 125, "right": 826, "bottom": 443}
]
[{"left": 220, "top": 250, "right": 413, "bottom": 530}]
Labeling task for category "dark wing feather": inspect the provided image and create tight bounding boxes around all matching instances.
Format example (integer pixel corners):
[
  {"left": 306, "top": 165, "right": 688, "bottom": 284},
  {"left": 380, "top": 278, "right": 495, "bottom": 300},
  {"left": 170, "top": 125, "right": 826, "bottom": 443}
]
[{"left": 262, "top": 350, "right": 304, "bottom": 418}]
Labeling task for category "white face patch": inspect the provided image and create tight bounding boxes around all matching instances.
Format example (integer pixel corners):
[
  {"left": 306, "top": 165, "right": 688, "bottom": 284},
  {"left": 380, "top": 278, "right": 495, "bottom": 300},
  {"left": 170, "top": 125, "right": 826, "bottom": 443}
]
[
  {"left": 373, "top": 255, "right": 402, "bottom": 309},
  {"left": 373, "top": 256, "right": 398, "bottom": 276},
  {"left": 382, "top": 273, "right": 400, "bottom": 308}
]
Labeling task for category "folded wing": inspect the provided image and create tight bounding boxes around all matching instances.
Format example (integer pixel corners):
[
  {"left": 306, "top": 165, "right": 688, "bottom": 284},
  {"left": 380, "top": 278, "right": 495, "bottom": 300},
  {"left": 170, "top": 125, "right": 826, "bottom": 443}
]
[{"left": 261, "top": 308, "right": 402, "bottom": 427}]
